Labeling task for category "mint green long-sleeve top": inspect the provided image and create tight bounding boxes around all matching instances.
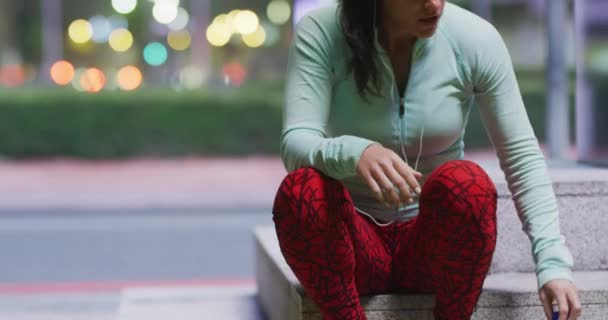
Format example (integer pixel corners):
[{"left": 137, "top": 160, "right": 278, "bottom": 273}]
[{"left": 280, "top": 2, "right": 574, "bottom": 290}]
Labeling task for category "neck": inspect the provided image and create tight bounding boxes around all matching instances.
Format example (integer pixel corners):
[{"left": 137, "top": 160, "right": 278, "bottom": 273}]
[
  {"left": 378, "top": 12, "right": 416, "bottom": 52},
  {"left": 378, "top": 26, "right": 416, "bottom": 53}
]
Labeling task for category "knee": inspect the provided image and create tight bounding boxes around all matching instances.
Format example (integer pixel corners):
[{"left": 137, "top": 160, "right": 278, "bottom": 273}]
[
  {"left": 421, "top": 160, "right": 497, "bottom": 218},
  {"left": 274, "top": 167, "right": 337, "bottom": 203},
  {"left": 272, "top": 167, "right": 346, "bottom": 221}
]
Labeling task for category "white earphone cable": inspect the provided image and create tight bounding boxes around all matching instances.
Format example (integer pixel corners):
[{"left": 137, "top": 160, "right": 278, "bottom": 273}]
[{"left": 353, "top": 2, "right": 425, "bottom": 227}]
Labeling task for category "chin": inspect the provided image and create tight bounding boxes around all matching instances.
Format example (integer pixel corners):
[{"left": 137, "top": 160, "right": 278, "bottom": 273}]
[{"left": 417, "top": 29, "right": 438, "bottom": 38}]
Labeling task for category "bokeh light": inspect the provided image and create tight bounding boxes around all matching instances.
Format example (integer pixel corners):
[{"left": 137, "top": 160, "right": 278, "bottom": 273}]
[
  {"left": 0, "top": 64, "right": 26, "bottom": 87},
  {"left": 227, "top": 10, "right": 241, "bottom": 27},
  {"left": 206, "top": 22, "right": 231, "bottom": 47},
  {"left": 50, "top": 60, "right": 75, "bottom": 85},
  {"left": 219, "top": 11, "right": 238, "bottom": 31},
  {"left": 117, "top": 65, "right": 143, "bottom": 91},
  {"left": 242, "top": 25, "right": 266, "bottom": 48},
  {"left": 143, "top": 42, "right": 168, "bottom": 66},
  {"left": 267, "top": 1, "right": 291, "bottom": 25},
  {"left": 221, "top": 62, "right": 247, "bottom": 87},
  {"left": 153, "top": 0, "right": 178, "bottom": 24},
  {"left": 68, "top": 19, "right": 93, "bottom": 44},
  {"left": 108, "top": 15, "right": 129, "bottom": 29},
  {"left": 108, "top": 28, "right": 134, "bottom": 52},
  {"left": 234, "top": 10, "right": 259, "bottom": 35},
  {"left": 112, "top": 0, "right": 137, "bottom": 14},
  {"left": 89, "top": 15, "right": 112, "bottom": 43},
  {"left": 80, "top": 68, "right": 106, "bottom": 93},
  {"left": 71, "top": 68, "right": 86, "bottom": 91},
  {"left": 103, "top": 68, "right": 119, "bottom": 91},
  {"left": 212, "top": 13, "right": 235, "bottom": 35},
  {"left": 154, "top": 0, "right": 179, "bottom": 5},
  {"left": 167, "top": 30, "right": 191, "bottom": 51},
  {"left": 213, "top": 14, "right": 228, "bottom": 25},
  {"left": 179, "top": 66, "right": 204, "bottom": 89},
  {"left": 168, "top": 7, "right": 189, "bottom": 30}
]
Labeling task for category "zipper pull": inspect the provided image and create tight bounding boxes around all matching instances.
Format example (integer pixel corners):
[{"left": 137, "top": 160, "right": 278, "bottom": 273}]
[{"left": 399, "top": 97, "right": 405, "bottom": 118}]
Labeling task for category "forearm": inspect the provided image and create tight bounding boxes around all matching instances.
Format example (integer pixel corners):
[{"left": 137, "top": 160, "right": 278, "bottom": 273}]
[{"left": 280, "top": 128, "right": 380, "bottom": 180}]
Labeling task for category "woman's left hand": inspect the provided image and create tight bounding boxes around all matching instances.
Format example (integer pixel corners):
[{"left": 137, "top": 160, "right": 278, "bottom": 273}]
[{"left": 539, "top": 279, "right": 582, "bottom": 320}]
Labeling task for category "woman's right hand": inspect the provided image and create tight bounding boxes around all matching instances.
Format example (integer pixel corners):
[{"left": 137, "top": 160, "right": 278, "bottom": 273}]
[{"left": 356, "top": 144, "right": 423, "bottom": 208}]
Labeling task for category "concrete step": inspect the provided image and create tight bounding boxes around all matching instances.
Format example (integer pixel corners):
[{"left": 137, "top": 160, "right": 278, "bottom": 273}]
[
  {"left": 254, "top": 226, "right": 608, "bottom": 320},
  {"left": 483, "top": 166, "right": 608, "bottom": 273}
]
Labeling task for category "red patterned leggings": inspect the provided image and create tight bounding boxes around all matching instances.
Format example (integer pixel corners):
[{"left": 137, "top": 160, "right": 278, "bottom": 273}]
[{"left": 272, "top": 160, "right": 497, "bottom": 320}]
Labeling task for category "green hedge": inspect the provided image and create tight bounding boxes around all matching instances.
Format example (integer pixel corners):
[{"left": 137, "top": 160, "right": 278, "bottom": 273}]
[
  {"left": 0, "top": 83, "right": 574, "bottom": 159},
  {"left": 0, "top": 87, "right": 283, "bottom": 158}
]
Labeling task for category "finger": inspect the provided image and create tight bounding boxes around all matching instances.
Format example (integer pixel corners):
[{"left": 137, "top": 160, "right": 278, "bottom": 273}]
[
  {"left": 362, "top": 170, "right": 384, "bottom": 203},
  {"left": 371, "top": 166, "right": 400, "bottom": 206},
  {"left": 567, "top": 290, "right": 582, "bottom": 320},
  {"left": 539, "top": 290, "right": 554, "bottom": 320},
  {"left": 413, "top": 171, "right": 423, "bottom": 178},
  {"left": 391, "top": 158, "right": 421, "bottom": 197},
  {"left": 383, "top": 164, "right": 412, "bottom": 204},
  {"left": 403, "top": 171, "right": 421, "bottom": 199},
  {"left": 556, "top": 292, "right": 570, "bottom": 320}
]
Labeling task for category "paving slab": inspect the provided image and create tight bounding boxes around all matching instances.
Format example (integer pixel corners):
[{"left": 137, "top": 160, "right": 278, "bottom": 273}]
[{"left": 116, "top": 285, "right": 265, "bottom": 320}]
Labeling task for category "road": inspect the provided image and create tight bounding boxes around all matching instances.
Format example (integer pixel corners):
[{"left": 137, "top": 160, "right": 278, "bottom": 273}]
[
  {"left": 0, "top": 207, "right": 273, "bottom": 284},
  {"left": 0, "top": 207, "right": 272, "bottom": 319}
]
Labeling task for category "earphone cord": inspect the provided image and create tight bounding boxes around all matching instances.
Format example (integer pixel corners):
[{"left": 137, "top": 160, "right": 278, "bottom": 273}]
[
  {"left": 354, "top": 0, "right": 425, "bottom": 227},
  {"left": 354, "top": 126, "right": 424, "bottom": 227}
]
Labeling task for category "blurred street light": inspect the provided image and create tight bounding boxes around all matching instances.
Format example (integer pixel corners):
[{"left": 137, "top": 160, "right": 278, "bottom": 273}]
[
  {"left": 242, "top": 26, "right": 266, "bottom": 48},
  {"left": 112, "top": 0, "right": 137, "bottom": 14},
  {"left": 143, "top": 42, "right": 168, "bottom": 66},
  {"left": 68, "top": 19, "right": 93, "bottom": 44},
  {"left": 117, "top": 65, "right": 143, "bottom": 90},
  {"left": 50, "top": 60, "right": 74, "bottom": 85},
  {"left": 167, "top": 30, "right": 191, "bottom": 51},
  {"left": 80, "top": 68, "right": 106, "bottom": 92},
  {"left": 180, "top": 66, "right": 204, "bottom": 89},
  {"left": 89, "top": 15, "right": 113, "bottom": 43},
  {"left": 206, "top": 22, "right": 231, "bottom": 47},
  {"left": 168, "top": 7, "right": 190, "bottom": 30},
  {"left": 234, "top": 10, "right": 259, "bottom": 35},
  {"left": 71, "top": 68, "right": 85, "bottom": 91},
  {"left": 108, "top": 15, "right": 129, "bottom": 29},
  {"left": 0, "top": 64, "right": 26, "bottom": 87},
  {"left": 267, "top": 1, "right": 291, "bottom": 25},
  {"left": 153, "top": 0, "right": 179, "bottom": 24},
  {"left": 109, "top": 28, "right": 134, "bottom": 52}
]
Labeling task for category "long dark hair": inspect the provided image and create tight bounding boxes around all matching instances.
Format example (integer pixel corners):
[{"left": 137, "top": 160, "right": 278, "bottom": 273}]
[{"left": 338, "top": 0, "right": 382, "bottom": 100}]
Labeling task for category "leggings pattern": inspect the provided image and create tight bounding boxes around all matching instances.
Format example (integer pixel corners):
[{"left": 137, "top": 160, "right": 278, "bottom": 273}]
[{"left": 272, "top": 160, "right": 497, "bottom": 320}]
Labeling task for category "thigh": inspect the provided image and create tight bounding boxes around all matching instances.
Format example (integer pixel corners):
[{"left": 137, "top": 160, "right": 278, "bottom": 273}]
[
  {"left": 347, "top": 207, "right": 395, "bottom": 296},
  {"left": 273, "top": 166, "right": 395, "bottom": 296},
  {"left": 389, "top": 217, "right": 436, "bottom": 293},
  {"left": 390, "top": 160, "right": 497, "bottom": 293}
]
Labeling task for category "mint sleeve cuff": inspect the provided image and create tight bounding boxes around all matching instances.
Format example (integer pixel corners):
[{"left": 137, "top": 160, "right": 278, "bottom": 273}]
[
  {"left": 339, "top": 136, "right": 382, "bottom": 178},
  {"left": 534, "top": 243, "right": 575, "bottom": 290},
  {"left": 537, "top": 267, "right": 574, "bottom": 291}
]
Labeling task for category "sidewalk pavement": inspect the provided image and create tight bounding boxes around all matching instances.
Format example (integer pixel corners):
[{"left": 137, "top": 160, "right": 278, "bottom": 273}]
[
  {"left": 0, "top": 148, "right": 576, "bottom": 211},
  {"left": 0, "top": 156, "right": 287, "bottom": 211}
]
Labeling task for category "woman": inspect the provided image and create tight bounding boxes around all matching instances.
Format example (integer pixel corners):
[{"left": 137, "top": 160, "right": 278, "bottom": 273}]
[{"left": 272, "top": 0, "right": 581, "bottom": 319}]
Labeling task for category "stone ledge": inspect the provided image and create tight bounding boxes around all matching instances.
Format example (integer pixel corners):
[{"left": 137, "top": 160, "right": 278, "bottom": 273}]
[
  {"left": 255, "top": 226, "right": 608, "bottom": 320},
  {"left": 484, "top": 166, "right": 608, "bottom": 197}
]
